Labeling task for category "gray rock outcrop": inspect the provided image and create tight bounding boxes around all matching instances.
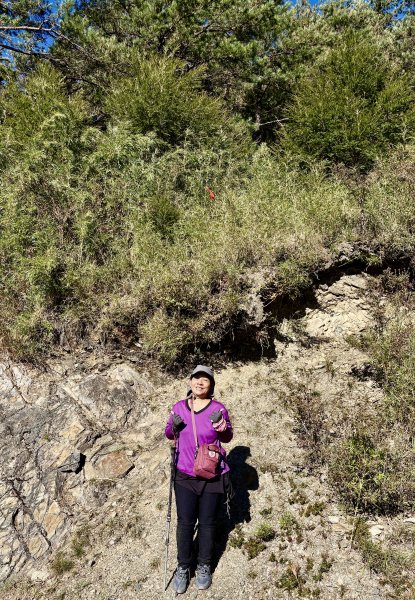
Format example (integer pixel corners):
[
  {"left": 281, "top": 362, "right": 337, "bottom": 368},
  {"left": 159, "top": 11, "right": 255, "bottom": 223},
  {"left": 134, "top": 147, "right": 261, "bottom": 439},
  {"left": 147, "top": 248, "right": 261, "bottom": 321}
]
[{"left": 0, "top": 359, "right": 154, "bottom": 581}]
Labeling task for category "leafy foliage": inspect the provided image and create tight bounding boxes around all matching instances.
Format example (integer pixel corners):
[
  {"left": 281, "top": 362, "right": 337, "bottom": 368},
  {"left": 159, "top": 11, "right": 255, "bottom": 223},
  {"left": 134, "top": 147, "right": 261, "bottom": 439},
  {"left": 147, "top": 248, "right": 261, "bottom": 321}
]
[
  {"left": 329, "top": 430, "right": 410, "bottom": 513},
  {"left": 284, "top": 29, "right": 415, "bottom": 169},
  {"left": 327, "top": 273, "right": 415, "bottom": 515},
  {"left": 1, "top": 1, "right": 415, "bottom": 362},
  {"left": 0, "top": 0, "right": 64, "bottom": 64},
  {"left": 72, "top": 0, "right": 291, "bottom": 133}
]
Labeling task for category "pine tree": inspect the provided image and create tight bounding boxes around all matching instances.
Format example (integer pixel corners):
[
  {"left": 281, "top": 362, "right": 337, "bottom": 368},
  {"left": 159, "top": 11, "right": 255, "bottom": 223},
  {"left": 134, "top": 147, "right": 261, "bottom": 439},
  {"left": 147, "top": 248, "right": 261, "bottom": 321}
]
[{"left": 283, "top": 28, "right": 415, "bottom": 169}]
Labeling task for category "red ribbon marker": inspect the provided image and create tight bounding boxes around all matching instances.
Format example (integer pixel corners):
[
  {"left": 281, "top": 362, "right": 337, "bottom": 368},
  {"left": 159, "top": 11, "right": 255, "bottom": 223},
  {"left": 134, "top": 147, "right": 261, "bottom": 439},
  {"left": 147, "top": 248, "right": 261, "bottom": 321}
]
[{"left": 206, "top": 186, "right": 215, "bottom": 201}]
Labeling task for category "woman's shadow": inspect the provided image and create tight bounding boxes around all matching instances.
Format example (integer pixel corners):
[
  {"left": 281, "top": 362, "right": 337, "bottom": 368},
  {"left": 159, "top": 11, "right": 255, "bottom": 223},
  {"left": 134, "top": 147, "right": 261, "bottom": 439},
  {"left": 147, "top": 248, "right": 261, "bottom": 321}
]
[{"left": 213, "top": 445, "right": 259, "bottom": 571}]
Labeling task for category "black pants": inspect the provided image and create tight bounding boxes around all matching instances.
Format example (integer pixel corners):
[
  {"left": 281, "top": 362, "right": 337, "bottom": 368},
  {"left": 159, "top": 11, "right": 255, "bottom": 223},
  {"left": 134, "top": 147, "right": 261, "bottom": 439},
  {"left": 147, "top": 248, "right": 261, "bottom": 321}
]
[{"left": 174, "top": 482, "right": 222, "bottom": 568}]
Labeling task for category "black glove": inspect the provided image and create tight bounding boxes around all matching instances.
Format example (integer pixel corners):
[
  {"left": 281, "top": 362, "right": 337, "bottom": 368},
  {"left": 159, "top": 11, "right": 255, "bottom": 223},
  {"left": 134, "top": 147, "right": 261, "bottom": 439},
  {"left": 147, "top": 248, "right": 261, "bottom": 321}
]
[
  {"left": 210, "top": 410, "right": 222, "bottom": 424},
  {"left": 210, "top": 409, "right": 227, "bottom": 432},
  {"left": 172, "top": 413, "right": 185, "bottom": 435}
]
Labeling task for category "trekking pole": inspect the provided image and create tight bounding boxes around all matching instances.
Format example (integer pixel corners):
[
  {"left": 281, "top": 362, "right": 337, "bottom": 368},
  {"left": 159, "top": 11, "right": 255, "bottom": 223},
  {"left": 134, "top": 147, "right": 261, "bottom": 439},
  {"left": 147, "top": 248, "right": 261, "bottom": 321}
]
[{"left": 163, "top": 443, "right": 176, "bottom": 592}]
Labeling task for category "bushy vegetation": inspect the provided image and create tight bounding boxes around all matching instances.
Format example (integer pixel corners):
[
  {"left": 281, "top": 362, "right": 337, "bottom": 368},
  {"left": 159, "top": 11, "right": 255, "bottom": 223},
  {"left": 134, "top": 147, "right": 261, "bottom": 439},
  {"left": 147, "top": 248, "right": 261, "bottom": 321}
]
[
  {"left": 352, "top": 518, "right": 413, "bottom": 596},
  {"left": 278, "top": 270, "right": 415, "bottom": 595},
  {"left": 282, "top": 271, "right": 415, "bottom": 517},
  {"left": 324, "top": 272, "right": 415, "bottom": 516},
  {"left": 283, "top": 29, "right": 415, "bottom": 169},
  {"left": 1, "top": 0, "right": 415, "bottom": 364}
]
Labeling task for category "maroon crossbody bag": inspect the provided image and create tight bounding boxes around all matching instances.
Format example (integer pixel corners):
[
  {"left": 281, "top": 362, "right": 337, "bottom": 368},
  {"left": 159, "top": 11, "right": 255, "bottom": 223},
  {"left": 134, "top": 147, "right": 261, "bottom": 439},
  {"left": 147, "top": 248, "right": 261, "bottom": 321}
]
[{"left": 190, "top": 398, "right": 221, "bottom": 479}]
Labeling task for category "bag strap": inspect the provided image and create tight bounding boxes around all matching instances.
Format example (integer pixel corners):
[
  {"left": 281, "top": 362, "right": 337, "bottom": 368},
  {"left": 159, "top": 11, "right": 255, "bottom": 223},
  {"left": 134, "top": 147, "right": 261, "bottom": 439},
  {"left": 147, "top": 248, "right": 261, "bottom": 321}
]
[
  {"left": 189, "top": 396, "right": 199, "bottom": 454},
  {"left": 189, "top": 395, "right": 221, "bottom": 455}
]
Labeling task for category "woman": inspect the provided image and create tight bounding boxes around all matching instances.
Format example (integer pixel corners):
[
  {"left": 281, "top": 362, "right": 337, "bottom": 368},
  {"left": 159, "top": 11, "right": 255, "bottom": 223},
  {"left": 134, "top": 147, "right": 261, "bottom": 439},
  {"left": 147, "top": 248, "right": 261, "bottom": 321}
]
[{"left": 164, "top": 365, "right": 233, "bottom": 593}]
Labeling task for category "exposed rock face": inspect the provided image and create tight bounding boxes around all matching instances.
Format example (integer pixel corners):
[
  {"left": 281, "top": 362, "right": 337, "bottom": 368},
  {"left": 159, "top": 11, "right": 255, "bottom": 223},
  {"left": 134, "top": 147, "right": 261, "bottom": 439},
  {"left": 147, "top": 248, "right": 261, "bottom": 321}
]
[
  {"left": 304, "top": 274, "right": 373, "bottom": 338},
  {"left": 0, "top": 359, "right": 154, "bottom": 580}
]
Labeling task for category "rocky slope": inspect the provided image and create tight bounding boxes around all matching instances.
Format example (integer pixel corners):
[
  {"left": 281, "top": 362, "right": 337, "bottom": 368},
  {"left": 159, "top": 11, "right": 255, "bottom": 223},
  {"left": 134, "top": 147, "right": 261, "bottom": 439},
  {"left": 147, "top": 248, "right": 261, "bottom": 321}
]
[{"left": 0, "top": 273, "right": 406, "bottom": 599}]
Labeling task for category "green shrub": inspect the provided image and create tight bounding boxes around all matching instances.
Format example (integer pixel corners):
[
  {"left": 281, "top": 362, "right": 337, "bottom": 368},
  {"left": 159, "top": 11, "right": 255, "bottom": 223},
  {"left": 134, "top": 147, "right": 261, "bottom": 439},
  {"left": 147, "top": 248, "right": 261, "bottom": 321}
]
[
  {"left": 284, "top": 30, "right": 415, "bottom": 169},
  {"left": 241, "top": 522, "right": 276, "bottom": 559},
  {"left": 330, "top": 286, "right": 415, "bottom": 514},
  {"left": 1, "top": 110, "right": 363, "bottom": 362},
  {"left": 328, "top": 430, "right": 410, "bottom": 513},
  {"left": 302, "top": 501, "right": 326, "bottom": 518},
  {"left": 279, "top": 512, "right": 303, "bottom": 542},
  {"left": 363, "top": 146, "right": 415, "bottom": 250},
  {"left": 313, "top": 553, "right": 333, "bottom": 582},
  {"left": 328, "top": 308, "right": 415, "bottom": 515},
  {"left": 352, "top": 518, "right": 410, "bottom": 593},
  {"left": 253, "top": 522, "right": 276, "bottom": 542},
  {"left": 243, "top": 537, "right": 266, "bottom": 560},
  {"left": 229, "top": 525, "right": 245, "bottom": 549},
  {"left": 106, "top": 55, "right": 250, "bottom": 150},
  {"left": 146, "top": 195, "right": 181, "bottom": 242},
  {"left": 276, "top": 567, "right": 306, "bottom": 593},
  {"left": 51, "top": 551, "right": 74, "bottom": 575},
  {"left": 2, "top": 39, "right": 415, "bottom": 366},
  {"left": 366, "top": 318, "right": 415, "bottom": 424},
  {"left": 282, "top": 379, "right": 328, "bottom": 465},
  {"left": 71, "top": 526, "right": 91, "bottom": 558}
]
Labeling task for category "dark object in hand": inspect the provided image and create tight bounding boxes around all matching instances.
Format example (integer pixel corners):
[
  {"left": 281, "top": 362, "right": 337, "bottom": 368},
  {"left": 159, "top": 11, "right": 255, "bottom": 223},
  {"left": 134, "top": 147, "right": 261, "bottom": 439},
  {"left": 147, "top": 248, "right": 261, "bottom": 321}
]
[
  {"left": 210, "top": 410, "right": 222, "bottom": 424},
  {"left": 172, "top": 413, "right": 185, "bottom": 434}
]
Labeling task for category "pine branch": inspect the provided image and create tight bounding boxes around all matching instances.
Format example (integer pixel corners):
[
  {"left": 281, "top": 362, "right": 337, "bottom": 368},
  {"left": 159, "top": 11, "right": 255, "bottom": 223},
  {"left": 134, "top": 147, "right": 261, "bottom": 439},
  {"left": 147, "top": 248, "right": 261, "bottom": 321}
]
[
  {"left": 0, "top": 26, "right": 55, "bottom": 33},
  {"left": 0, "top": 25, "right": 103, "bottom": 68},
  {"left": 0, "top": 41, "right": 53, "bottom": 59}
]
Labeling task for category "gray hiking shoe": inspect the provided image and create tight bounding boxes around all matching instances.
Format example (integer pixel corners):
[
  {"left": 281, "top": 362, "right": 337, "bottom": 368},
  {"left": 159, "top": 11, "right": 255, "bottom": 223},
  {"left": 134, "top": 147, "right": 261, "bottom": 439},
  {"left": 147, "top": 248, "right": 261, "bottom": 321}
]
[
  {"left": 173, "top": 565, "right": 189, "bottom": 594},
  {"left": 195, "top": 564, "right": 212, "bottom": 590}
]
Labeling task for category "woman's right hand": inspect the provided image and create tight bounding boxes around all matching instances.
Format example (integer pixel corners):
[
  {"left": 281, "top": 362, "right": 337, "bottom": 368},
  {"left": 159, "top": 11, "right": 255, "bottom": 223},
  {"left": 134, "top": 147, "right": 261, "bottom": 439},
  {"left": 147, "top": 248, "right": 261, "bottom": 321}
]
[{"left": 172, "top": 413, "right": 185, "bottom": 434}]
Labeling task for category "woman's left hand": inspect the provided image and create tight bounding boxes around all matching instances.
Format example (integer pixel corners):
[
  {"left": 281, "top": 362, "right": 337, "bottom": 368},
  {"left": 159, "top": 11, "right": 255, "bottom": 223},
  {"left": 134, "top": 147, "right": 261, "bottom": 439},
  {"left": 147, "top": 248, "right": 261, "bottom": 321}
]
[{"left": 210, "top": 410, "right": 227, "bottom": 432}]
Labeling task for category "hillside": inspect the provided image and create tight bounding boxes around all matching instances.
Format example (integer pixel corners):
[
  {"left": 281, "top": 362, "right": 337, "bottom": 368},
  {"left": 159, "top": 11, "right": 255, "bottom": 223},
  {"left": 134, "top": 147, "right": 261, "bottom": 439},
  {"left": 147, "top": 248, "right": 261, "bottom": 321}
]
[
  {"left": 2, "top": 2, "right": 415, "bottom": 597},
  {"left": 1, "top": 272, "right": 415, "bottom": 599},
  {"left": 2, "top": 0, "right": 415, "bottom": 367}
]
